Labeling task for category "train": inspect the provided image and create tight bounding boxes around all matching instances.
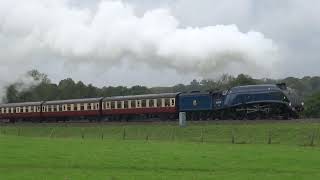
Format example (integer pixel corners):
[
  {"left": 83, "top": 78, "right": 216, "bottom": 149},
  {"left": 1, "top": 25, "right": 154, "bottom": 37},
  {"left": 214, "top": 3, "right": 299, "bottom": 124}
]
[{"left": 0, "top": 83, "right": 304, "bottom": 123}]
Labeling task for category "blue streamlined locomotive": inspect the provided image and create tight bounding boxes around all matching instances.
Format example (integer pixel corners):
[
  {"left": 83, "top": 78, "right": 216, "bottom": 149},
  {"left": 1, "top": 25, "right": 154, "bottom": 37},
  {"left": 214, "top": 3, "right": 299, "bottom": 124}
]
[
  {"left": 179, "top": 83, "right": 303, "bottom": 120},
  {"left": 0, "top": 83, "right": 303, "bottom": 122}
]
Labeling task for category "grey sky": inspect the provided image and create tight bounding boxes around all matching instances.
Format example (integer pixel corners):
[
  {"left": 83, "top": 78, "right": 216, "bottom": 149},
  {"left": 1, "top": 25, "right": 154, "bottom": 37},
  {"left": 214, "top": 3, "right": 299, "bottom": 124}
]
[{"left": 0, "top": 0, "right": 319, "bottom": 88}]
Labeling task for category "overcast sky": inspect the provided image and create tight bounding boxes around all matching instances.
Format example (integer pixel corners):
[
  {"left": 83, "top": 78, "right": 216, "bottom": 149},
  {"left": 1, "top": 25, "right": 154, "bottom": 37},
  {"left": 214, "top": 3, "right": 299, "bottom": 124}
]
[{"left": 0, "top": 0, "right": 319, "bottom": 88}]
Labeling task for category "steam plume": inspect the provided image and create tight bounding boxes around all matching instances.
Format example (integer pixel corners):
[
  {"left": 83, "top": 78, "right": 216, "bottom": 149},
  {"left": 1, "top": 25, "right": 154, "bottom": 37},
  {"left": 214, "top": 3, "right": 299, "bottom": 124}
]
[{"left": 0, "top": 0, "right": 279, "bottom": 83}]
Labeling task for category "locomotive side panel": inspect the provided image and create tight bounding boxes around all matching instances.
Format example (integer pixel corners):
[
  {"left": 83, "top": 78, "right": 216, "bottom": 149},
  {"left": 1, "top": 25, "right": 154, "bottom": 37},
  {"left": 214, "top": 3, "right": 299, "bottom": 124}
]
[{"left": 179, "top": 93, "right": 213, "bottom": 112}]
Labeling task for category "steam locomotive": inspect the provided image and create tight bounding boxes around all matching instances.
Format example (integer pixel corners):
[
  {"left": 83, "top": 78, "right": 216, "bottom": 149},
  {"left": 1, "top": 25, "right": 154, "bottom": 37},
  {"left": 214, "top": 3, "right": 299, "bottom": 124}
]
[{"left": 0, "top": 83, "right": 303, "bottom": 122}]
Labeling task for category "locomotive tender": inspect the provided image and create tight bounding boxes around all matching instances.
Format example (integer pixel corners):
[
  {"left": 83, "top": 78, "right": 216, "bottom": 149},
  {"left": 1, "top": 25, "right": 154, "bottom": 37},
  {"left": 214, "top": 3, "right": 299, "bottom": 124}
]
[{"left": 0, "top": 84, "right": 303, "bottom": 122}]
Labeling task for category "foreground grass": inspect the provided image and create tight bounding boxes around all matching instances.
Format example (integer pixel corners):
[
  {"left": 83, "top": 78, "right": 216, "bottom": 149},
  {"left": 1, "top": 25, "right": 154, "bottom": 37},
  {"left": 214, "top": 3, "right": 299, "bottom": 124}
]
[{"left": 0, "top": 135, "right": 320, "bottom": 180}]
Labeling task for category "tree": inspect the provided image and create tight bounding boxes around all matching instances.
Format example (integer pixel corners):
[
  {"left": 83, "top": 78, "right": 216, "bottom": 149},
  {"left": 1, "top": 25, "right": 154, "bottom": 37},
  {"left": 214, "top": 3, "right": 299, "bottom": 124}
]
[
  {"left": 5, "top": 85, "right": 19, "bottom": 103},
  {"left": 189, "top": 79, "right": 201, "bottom": 90},
  {"left": 128, "top": 85, "right": 151, "bottom": 95},
  {"left": 230, "top": 74, "right": 257, "bottom": 87},
  {"left": 303, "top": 91, "right": 320, "bottom": 118},
  {"left": 27, "top": 69, "right": 51, "bottom": 84},
  {"left": 58, "top": 78, "right": 77, "bottom": 99}
]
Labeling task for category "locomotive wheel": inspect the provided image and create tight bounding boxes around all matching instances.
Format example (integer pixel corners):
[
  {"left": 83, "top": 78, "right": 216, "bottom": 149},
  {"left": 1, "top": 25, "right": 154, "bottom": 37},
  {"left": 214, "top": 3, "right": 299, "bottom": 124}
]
[{"left": 246, "top": 112, "right": 258, "bottom": 120}]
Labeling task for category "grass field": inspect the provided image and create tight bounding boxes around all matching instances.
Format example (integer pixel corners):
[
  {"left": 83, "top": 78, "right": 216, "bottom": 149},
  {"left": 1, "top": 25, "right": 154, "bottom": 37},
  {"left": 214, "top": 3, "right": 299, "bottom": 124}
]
[{"left": 1, "top": 120, "right": 320, "bottom": 179}]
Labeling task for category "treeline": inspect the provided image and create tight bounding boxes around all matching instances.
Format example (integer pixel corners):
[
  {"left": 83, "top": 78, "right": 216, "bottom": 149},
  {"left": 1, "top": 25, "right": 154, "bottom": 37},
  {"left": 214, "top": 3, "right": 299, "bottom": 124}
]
[{"left": 4, "top": 70, "right": 320, "bottom": 117}]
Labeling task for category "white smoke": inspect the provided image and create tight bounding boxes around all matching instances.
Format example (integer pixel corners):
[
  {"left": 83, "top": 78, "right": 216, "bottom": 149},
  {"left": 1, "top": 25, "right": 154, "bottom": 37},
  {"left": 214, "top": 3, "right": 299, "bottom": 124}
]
[{"left": 0, "top": 0, "right": 279, "bottom": 84}]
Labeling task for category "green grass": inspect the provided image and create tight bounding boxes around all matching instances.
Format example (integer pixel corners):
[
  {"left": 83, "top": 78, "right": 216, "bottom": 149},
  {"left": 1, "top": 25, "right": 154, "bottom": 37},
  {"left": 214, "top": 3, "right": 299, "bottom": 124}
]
[
  {"left": 1, "top": 135, "right": 320, "bottom": 179},
  {"left": 1, "top": 121, "right": 320, "bottom": 179},
  {"left": 1, "top": 121, "right": 320, "bottom": 146}
]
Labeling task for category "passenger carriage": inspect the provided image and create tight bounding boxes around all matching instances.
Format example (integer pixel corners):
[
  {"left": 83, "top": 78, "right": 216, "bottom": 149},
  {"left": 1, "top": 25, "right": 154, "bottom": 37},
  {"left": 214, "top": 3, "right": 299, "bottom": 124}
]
[
  {"left": 0, "top": 102, "right": 42, "bottom": 122},
  {"left": 41, "top": 98, "right": 103, "bottom": 121},
  {"left": 101, "top": 93, "right": 179, "bottom": 121}
]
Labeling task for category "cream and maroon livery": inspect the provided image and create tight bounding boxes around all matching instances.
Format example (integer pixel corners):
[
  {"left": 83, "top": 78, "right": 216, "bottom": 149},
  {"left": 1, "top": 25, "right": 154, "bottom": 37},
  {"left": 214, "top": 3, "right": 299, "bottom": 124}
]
[
  {"left": 0, "top": 93, "right": 179, "bottom": 122},
  {"left": 41, "top": 98, "right": 103, "bottom": 119},
  {"left": 101, "top": 93, "right": 178, "bottom": 116},
  {"left": 0, "top": 101, "right": 42, "bottom": 121}
]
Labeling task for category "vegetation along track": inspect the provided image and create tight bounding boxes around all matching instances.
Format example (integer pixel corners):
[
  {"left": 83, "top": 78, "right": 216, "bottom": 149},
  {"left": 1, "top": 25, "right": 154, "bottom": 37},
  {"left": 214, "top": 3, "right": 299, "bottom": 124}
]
[{"left": 1, "top": 119, "right": 320, "bottom": 146}]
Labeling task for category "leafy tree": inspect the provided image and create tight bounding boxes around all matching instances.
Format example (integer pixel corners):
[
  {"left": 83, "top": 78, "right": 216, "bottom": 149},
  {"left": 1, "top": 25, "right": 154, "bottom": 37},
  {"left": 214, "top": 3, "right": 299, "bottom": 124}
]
[
  {"left": 303, "top": 91, "right": 320, "bottom": 118},
  {"left": 5, "top": 85, "right": 19, "bottom": 103},
  {"left": 128, "top": 85, "right": 151, "bottom": 95},
  {"left": 58, "top": 78, "right": 77, "bottom": 99},
  {"left": 27, "top": 69, "right": 51, "bottom": 84},
  {"left": 230, "top": 74, "right": 258, "bottom": 87}
]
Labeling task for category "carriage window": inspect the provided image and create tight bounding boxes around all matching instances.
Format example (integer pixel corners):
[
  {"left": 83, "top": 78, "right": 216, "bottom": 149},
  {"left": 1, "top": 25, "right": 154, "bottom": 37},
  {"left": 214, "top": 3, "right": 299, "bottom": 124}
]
[
  {"left": 156, "top": 99, "right": 161, "bottom": 107},
  {"left": 149, "top": 99, "right": 155, "bottom": 107},
  {"left": 80, "top": 104, "right": 85, "bottom": 111},
  {"left": 165, "top": 99, "right": 170, "bottom": 107},
  {"left": 74, "top": 104, "right": 78, "bottom": 111},
  {"left": 170, "top": 98, "right": 175, "bottom": 106},
  {"left": 52, "top": 105, "right": 56, "bottom": 112},
  {"left": 48, "top": 106, "right": 52, "bottom": 112},
  {"left": 148, "top": 99, "right": 154, "bottom": 107},
  {"left": 106, "top": 102, "right": 111, "bottom": 109},
  {"left": 124, "top": 101, "right": 128, "bottom": 109},
  {"left": 131, "top": 100, "right": 136, "bottom": 108},
  {"left": 117, "top": 101, "right": 122, "bottom": 109},
  {"left": 87, "top": 103, "right": 92, "bottom": 110},
  {"left": 96, "top": 103, "right": 99, "bottom": 110},
  {"left": 110, "top": 101, "right": 115, "bottom": 109},
  {"left": 142, "top": 100, "right": 146, "bottom": 107},
  {"left": 67, "top": 104, "right": 71, "bottom": 111},
  {"left": 57, "top": 105, "right": 63, "bottom": 111},
  {"left": 137, "top": 100, "right": 142, "bottom": 108}
]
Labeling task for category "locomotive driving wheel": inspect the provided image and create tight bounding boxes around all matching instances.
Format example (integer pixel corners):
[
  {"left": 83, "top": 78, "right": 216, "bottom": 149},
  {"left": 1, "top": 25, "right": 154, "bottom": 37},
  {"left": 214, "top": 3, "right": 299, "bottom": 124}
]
[{"left": 235, "top": 104, "right": 272, "bottom": 120}]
